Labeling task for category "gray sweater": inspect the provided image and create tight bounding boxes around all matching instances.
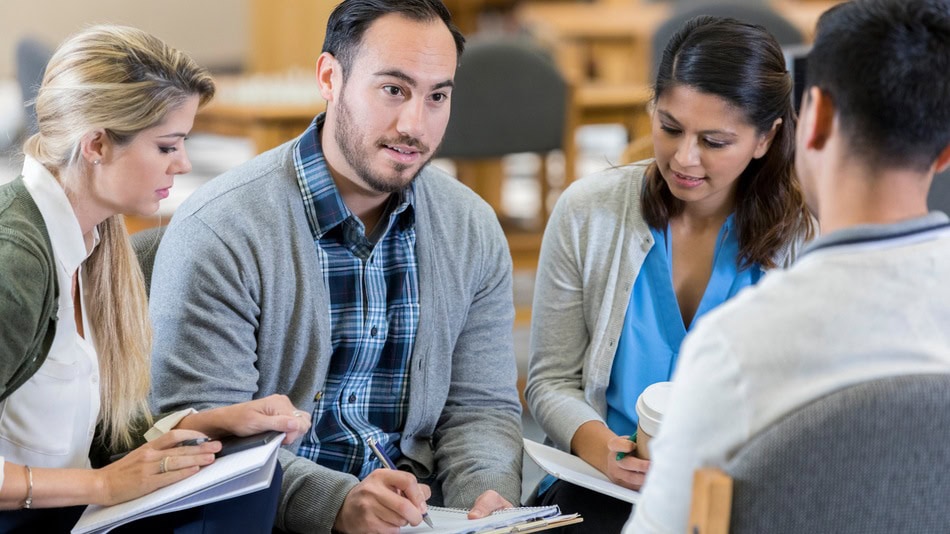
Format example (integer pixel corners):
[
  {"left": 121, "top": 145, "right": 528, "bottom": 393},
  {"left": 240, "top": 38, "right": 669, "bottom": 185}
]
[{"left": 149, "top": 140, "right": 523, "bottom": 533}]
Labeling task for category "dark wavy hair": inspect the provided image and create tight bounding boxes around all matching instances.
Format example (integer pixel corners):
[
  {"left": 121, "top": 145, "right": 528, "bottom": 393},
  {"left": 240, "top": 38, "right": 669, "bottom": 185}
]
[
  {"left": 322, "top": 0, "right": 466, "bottom": 78},
  {"left": 641, "top": 16, "right": 814, "bottom": 268}
]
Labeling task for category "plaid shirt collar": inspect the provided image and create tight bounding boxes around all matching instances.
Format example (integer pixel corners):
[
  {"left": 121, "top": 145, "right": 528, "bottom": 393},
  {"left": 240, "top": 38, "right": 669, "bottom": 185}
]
[{"left": 293, "top": 113, "right": 415, "bottom": 241}]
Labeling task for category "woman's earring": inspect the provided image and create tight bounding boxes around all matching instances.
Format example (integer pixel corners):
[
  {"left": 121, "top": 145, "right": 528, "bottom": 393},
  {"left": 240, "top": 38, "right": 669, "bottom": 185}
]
[{"left": 93, "top": 159, "right": 101, "bottom": 165}]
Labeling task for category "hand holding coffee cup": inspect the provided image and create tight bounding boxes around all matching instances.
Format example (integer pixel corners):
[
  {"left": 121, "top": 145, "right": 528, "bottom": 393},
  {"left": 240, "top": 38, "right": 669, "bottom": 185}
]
[{"left": 633, "top": 381, "right": 672, "bottom": 460}]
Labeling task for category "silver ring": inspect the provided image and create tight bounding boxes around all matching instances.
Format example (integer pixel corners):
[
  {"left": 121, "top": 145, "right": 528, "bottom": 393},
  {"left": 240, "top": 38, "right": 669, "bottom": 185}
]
[
  {"left": 160, "top": 456, "right": 170, "bottom": 474},
  {"left": 292, "top": 410, "right": 303, "bottom": 418}
]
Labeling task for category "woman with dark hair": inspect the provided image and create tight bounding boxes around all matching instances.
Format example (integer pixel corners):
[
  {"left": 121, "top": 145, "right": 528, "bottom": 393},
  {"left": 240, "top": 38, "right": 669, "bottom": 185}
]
[{"left": 526, "top": 16, "right": 814, "bottom": 530}]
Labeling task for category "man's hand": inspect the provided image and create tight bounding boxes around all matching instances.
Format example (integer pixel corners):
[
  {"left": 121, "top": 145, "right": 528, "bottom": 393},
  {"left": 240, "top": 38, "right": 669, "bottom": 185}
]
[
  {"left": 333, "top": 469, "right": 432, "bottom": 533},
  {"left": 467, "top": 490, "right": 513, "bottom": 519}
]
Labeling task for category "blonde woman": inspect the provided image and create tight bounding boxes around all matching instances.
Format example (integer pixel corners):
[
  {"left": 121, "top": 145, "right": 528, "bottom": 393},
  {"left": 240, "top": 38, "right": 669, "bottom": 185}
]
[{"left": 0, "top": 26, "right": 310, "bottom": 532}]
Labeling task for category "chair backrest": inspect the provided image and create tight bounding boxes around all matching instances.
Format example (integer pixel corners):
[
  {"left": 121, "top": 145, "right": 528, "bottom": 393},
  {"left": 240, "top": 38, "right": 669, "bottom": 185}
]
[
  {"left": 722, "top": 373, "right": 950, "bottom": 533},
  {"left": 651, "top": 2, "right": 804, "bottom": 79},
  {"left": 438, "top": 37, "right": 568, "bottom": 159},
  {"left": 129, "top": 225, "right": 167, "bottom": 297},
  {"left": 15, "top": 37, "right": 53, "bottom": 136}
]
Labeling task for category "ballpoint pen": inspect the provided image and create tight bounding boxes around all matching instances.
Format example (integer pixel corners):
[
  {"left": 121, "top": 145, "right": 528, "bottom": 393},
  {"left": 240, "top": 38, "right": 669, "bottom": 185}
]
[
  {"left": 366, "top": 437, "right": 435, "bottom": 529},
  {"left": 108, "top": 437, "right": 211, "bottom": 463}
]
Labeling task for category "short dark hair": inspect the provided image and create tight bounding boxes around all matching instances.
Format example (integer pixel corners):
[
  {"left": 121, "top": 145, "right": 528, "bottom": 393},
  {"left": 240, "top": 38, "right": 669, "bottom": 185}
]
[
  {"left": 642, "top": 16, "right": 813, "bottom": 268},
  {"left": 808, "top": 0, "right": 950, "bottom": 171},
  {"left": 322, "top": 0, "right": 465, "bottom": 77}
]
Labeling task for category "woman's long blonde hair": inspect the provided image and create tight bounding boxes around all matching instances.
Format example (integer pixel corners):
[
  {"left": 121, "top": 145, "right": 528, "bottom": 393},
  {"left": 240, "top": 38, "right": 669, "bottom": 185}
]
[{"left": 23, "top": 25, "right": 215, "bottom": 451}]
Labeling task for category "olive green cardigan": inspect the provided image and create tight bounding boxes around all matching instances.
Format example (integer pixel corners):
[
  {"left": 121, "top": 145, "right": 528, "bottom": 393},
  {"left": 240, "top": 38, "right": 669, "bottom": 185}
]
[{"left": 0, "top": 177, "right": 58, "bottom": 403}]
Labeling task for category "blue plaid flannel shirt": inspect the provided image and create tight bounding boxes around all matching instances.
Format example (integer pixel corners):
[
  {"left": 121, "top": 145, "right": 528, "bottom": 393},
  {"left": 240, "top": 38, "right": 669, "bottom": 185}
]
[{"left": 294, "top": 115, "right": 418, "bottom": 478}]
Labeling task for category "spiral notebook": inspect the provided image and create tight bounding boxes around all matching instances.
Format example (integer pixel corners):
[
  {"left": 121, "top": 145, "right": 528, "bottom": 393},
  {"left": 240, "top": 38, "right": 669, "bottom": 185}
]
[{"left": 400, "top": 504, "right": 580, "bottom": 534}]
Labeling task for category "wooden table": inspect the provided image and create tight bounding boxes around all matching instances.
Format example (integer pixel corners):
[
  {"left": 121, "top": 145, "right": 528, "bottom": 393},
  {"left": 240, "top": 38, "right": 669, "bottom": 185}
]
[
  {"left": 193, "top": 74, "right": 326, "bottom": 155},
  {"left": 442, "top": 0, "right": 519, "bottom": 35},
  {"left": 517, "top": 1, "right": 672, "bottom": 86},
  {"left": 194, "top": 101, "right": 325, "bottom": 155},
  {"left": 517, "top": 0, "right": 844, "bottom": 87},
  {"left": 574, "top": 81, "right": 653, "bottom": 141}
]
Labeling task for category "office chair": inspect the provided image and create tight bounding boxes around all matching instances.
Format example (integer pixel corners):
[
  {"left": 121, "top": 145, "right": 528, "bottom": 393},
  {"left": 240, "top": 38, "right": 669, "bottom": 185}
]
[
  {"left": 690, "top": 373, "right": 950, "bottom": 534},
  {"left": 438, "top": 37, "right": 576, "bottom": 224},
  {"left": 651, "top": 2, "right": 804, "bottom": 78},
  {"left": 130, "top": 225, "right": 167, "bottom": 297},
  {"left": 15, "top": 37, "right": 53, "bottom": 136}
]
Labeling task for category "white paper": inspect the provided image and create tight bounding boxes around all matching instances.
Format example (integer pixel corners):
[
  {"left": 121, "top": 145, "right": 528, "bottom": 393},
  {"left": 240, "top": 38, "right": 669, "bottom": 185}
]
[
  {"left": 523, "top": 438, "right": 640, "bottom": 504},
  {"left": 72, "top": 433, "right": 284, "bottom": 534},
  {"left": 401, "top": 505, "right": 561, "bottom": 534}
]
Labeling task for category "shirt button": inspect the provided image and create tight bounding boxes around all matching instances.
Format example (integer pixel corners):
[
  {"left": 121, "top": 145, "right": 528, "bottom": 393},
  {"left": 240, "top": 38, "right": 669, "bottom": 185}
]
[
  {"left": 370, "top": 326, "right": 378, "bottom": 337},
  {"left": 348, "top": 393, "right": 357, "bottom": 403}
]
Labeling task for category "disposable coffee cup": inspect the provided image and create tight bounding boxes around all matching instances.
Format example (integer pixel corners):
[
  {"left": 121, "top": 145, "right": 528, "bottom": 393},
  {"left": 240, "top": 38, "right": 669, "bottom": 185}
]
[{"left": 634, "top": 381, "right": 672, "bottom": 460}]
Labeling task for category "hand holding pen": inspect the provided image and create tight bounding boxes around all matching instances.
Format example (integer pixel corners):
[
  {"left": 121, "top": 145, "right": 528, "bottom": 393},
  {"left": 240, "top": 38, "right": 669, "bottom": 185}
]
[
  {"left": 333, "top": 438, "right": 433, "bottom": 532},
  {"left": 367, "top": 437, "right": 435, "bottom": 528},
  {"left": 606, "top": 433, "right": 649, "bottom": 491}
]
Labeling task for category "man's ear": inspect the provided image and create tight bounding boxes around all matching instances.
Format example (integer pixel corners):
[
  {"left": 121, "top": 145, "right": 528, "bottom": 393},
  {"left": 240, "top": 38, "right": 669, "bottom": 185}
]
[
  {"left": 801, "top": 86, "right": 835, "bottom": 151},
  {"left": 316, "top": 52, "right": 341, "bottom": 103},
  {"left": 934, "top": 143, "right": 950, "bottom": 174}
]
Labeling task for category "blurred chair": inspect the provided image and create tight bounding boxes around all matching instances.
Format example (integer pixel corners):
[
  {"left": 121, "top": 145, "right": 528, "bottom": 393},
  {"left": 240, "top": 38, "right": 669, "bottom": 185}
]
[
  {"left": 652, "top": 3, "right": 804, "bottom": 78},
  {"left": 929, "top": 169, "right": 950, "bottom": 213},
  {"left": 689, "top": 374, "right": 950, "bottom": 534},
  {"left": 15, "top": 37, "right": 53, "bottom": 136},
  {"left": 130, "top": 225, "right": 167, "bottom": 297},
  {"left": 438, "top": 37, "right": 576, "bottom": 225}
]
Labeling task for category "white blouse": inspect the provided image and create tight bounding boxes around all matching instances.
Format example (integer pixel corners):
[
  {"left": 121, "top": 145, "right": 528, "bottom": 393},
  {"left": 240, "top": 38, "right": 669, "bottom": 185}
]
[
  {"left": 0, "top": 158, "right": 195, "bottom": 494},
  {"left": 0, "top": 157, "right": 102, "bottom": 475}
]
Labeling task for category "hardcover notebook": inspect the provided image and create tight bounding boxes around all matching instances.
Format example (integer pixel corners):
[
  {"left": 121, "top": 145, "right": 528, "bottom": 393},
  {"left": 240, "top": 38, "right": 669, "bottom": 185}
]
[
  {"left": 400, "top": 505, "right": 581, "bottom": 534},
  {"left": 523, "top": 438, "right": 640, "bottom": 504},
  {"left": 72, "top": 432, "right": 285, "bottom": 534}
]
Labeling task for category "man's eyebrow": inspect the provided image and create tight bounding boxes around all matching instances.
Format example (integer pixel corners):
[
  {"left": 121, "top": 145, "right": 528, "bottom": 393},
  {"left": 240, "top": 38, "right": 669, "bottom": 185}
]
[{"left": 375, "top": 69, "right": 454, "bottom": 91}]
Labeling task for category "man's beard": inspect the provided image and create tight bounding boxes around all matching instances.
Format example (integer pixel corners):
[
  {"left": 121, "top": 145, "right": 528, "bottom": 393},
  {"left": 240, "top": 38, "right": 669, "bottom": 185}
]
[{"left": 334, "top": 93, "right": 437, "bottom": 193}]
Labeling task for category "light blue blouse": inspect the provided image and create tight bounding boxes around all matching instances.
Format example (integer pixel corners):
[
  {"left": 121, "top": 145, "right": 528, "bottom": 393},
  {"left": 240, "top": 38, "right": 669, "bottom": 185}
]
[{"left": 605, "top": 214, "right": 762, "bottom": 436}]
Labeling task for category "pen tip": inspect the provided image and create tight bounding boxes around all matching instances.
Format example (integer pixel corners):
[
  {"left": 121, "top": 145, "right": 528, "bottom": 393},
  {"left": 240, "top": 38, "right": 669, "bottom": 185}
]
[{"left": 423, "top": 515, "right": 434, "bottom": 529}]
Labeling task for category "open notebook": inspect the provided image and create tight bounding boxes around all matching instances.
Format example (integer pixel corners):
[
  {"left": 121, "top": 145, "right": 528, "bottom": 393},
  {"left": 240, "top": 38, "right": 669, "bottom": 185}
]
[
  {"left": 523, "top": 438, "right": 640, "bottom": 504},
  {"left": 401, "top": 505, "right": 580, "bottom": 534},
  {"left": 72, "top": 432, "right": 284, "bottom": 534}
]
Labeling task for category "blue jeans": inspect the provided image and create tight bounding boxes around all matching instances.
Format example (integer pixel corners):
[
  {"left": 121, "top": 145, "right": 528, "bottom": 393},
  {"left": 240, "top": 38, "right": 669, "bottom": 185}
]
[{"left": 0, "top": 463, "right": 283, "bottom": 533}]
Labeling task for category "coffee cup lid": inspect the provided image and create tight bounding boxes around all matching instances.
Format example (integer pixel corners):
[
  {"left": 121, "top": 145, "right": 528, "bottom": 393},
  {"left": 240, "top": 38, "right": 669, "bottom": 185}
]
[{"left": 636, "top": 381, "right": 672, "bottom": 437}]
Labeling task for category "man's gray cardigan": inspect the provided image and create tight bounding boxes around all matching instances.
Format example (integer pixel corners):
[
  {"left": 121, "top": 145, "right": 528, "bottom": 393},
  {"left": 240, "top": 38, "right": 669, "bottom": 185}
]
[{"left": 148, "top": 140, "right": 524, "bottom": 533}]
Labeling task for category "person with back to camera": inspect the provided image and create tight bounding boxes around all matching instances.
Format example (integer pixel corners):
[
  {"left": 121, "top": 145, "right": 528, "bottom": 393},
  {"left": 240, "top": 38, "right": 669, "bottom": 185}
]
[
  {"left": 525, "top": 16, "right": 815, "bottom": 532},
  {"left": 147, "top": 1, "right": 524, "bottom": 532},
  {"left": 0, "top": 25, "right": 310, "bottom": 533},
  {"left": 623, "top": 0, "right": 950, "bottom": 531}
]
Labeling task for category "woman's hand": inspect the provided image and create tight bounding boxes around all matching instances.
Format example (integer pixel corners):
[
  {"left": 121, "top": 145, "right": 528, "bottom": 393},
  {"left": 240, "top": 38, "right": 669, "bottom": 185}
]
[
  {"left": 94, "top": 429, "right": 220, "bottom": 506},
  {"left": 605, "top": 435, "right": 650, "bottom": 490},
  {"left": 180, "top": 394, "right": 312, "bottom": 445}
]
